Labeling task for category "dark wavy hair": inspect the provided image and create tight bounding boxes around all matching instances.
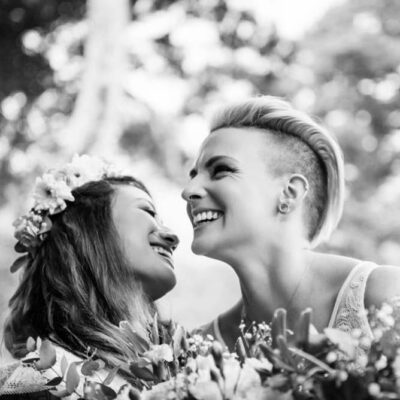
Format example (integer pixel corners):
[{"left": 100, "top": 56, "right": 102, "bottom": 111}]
[{"left": 4, "top": 176, "right": 156, "bottom": 367}]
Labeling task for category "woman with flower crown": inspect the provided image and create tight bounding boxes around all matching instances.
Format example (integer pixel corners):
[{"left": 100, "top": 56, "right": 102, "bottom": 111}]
[{"left": 1, "top": 155, "right": 179, "bottom": 398}]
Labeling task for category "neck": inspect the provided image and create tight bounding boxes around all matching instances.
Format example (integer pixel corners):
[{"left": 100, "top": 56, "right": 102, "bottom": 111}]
[{"left": 232, "top": 247, "right": 312, "bottom": 325}]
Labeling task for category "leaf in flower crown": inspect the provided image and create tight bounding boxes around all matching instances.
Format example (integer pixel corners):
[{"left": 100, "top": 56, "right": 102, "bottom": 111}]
[
  {"left": 26, "top": 336, "right": 36, "bottom": 352},
  {"left": 60, "top": 354, "right": 68, "bottom": 377},
  {"left": 65, "top": 362, "right": 81, "bottom": 394},
  {"left": 45, "top": 376, "right": 63, "bottom": 386},
  {"left": 36, "top": 339, "right": 57, "bottom": 370},
  {"left": 82, "top": 360, "right": 102, "bottom": 376},
  {"left": 103, "top": 365, "right": 119, "bottom": 386},
  {"left": 49, "top": 388, "right": 70, "bottom": 398},
  {"left": 10, "top": 254, "right": 30, "bottom": 273},
  {"left": 83, "top": 381, "right": 117, "bottom": 400},
  {"left": 14, "top": 241, "right": 29, "bottom": 253}
]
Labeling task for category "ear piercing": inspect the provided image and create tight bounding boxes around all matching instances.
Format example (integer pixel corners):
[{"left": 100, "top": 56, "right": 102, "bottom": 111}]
[{"left": 278, "top": 202, "right": 290, "bottom": 214}]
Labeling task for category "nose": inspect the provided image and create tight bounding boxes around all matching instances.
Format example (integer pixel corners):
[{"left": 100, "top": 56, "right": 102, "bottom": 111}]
[
  {"left": 159, "top": 227, "right": 180, "bottom": 251},
  {"left": 181, "top": 176, "right": 207, "bottom": 202}
]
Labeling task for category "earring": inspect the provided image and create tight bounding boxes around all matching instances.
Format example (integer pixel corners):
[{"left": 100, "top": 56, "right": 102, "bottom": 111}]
[{"left": 278, "top": 202, "right": 290, "bottom": 214}]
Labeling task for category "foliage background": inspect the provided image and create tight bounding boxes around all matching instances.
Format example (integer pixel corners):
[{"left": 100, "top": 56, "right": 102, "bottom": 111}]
[{"left": 1, "top": 0, "right": 400, "bottom": 362}]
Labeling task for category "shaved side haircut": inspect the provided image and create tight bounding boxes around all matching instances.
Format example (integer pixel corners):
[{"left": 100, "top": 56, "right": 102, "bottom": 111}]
[{"left": 209, "top": 96, "right": 344, "bottom": 247}]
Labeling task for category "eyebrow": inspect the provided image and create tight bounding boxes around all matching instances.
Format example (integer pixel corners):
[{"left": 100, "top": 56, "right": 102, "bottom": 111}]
[{"left": 189, "top": 155, "right": 236, "bottom": 178}]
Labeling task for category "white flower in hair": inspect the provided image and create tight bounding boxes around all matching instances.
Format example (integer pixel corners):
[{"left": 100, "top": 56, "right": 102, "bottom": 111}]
[
  {"left": 62, "top": 154, "right": 108, "bottom": 188},
  {"left": 12, "top": 154, "right": 128, "bottom": 262},
  {"left": 33, "top": 173, "right": 74, "bottom": 214}
]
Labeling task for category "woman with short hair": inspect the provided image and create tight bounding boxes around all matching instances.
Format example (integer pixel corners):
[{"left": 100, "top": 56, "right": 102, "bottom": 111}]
[{"left": 182, "top": 95, "right": 400, "bottom": 351}]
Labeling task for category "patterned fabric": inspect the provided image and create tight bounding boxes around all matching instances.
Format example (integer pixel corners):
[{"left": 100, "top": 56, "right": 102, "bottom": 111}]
[
  {"left": 197, "top": 262, "right": 379, "bottom": 351},
  {"left": 0, "top": 363, "right": 48, "bottom": 395},
  {"left": 328, "top": 261, "right": 378, "bottom": 337}
]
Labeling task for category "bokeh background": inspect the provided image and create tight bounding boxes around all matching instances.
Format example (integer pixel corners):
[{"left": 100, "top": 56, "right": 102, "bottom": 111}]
[{"left": 1, "top": 0, "right": 400, "bottom": 362}]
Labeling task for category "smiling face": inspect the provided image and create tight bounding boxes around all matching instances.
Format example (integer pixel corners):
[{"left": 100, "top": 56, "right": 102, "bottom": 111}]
[
  {"left": 181, "top": 127, "right": 283, "bottom": 263},
  {"left": 112, "top": 185, "right": 179, "bottom": 300}
]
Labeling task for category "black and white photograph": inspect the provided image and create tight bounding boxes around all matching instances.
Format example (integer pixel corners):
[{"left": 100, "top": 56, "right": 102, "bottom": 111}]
[{"left": 1, "top": 0, "right": 400, "bottom": 399}]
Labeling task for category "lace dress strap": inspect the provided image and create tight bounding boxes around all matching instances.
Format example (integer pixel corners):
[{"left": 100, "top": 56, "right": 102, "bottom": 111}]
[{"left": 328, "top": 261, "right": 379, "bottom": 338}]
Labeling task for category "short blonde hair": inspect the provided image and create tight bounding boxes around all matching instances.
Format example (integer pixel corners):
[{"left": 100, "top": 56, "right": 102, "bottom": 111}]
[{"left": 209, "top": 95, "right": 345, "bottom": 247}]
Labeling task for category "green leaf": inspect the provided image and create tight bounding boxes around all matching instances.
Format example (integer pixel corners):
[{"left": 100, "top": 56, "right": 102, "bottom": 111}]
[
  {"left": 36, "top": 339, "right": 57, "bottom": 370},
  {"left": 102, "top": 365, "right": 119, "bottom": 386},
  {"left": 277, "top": 335, "right": 295, "bottom": 367},
  {"left": 235, "top": 337, "right": 247, "bottom": 366},
  {"left": 295, "top": 308, "right": 312, "bottom": 350},
  {"left": 26, "top": 337, "right": 36, "bottom": 352},
  {"left": 49, "top": 388, "right": 70, "bottom": 398},
  {"left": 22, "top": 357, "right": 40, "bottom": 364},
  {"left": 83, "top": 381, "right": 117, "bottom": 400},
  {"left": 129, "top": 362, "right": 155, "bottom": 381},
  {"left": 10, "top": 254, "right": 29, "bottom": 273},
  {"left": 151, "top": 312, "right": 159, "bottom": 345},
  {"left": 82, "top": 360, "right": 101, "bottom": 376},
  {"left": 60, "top": 355, "right": 69, "bottom": 377},
  {"left": 66, "top": 362, "right": 81, "bottom": 394},
  {"left": 172, "top": 325, "right": 185, "bottom": 357},
  {"left": 271, "top": 309, "right": 287, "bottom": 348},
  {"left": 134, "top": 357, "right": 151, "bottom": 368},
  {"left": 46, "top": 376, "right": 63, "bottom": 386},
  {"left": 98, "top": 383, "right": 117, "bottom": 400}
]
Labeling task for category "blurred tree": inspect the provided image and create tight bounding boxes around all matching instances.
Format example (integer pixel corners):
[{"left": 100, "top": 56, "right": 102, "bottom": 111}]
[
  {"left": 295, "top": 0, "right": 400, "bottom": 262},
  {"left": 0, "top": 0, "right": 294, "bottom": 205},
  {"left": 64, "top": 0, "right": 130, "bottom": 155}
]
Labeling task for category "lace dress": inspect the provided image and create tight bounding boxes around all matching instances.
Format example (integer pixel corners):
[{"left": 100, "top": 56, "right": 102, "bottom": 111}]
[{"left": 198, "top": 261, "right": 379, "bottom": 348}]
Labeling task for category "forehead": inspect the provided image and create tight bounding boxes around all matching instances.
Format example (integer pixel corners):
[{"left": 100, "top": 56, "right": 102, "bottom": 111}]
[
  {"left": 114, "top": 185, "right": 153, "bottom": 206},
  {"left": 197, "top": 127, "right": 268, "bottom": 164}
]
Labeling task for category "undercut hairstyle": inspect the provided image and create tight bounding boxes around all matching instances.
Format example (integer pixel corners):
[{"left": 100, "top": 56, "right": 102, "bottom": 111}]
[
  {"left": 4, "top": 176, "right": 156, "bottom": 369},
  {"left": 209, "top": 96, "right": 345, "bottom": 247}
]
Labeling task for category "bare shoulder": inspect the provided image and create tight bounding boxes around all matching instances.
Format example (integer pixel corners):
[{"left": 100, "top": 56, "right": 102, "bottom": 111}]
[
  {"left": 365, "top": 265, "right": 400, "bottom": 308},
  {"left": 309, "top": 251, "right": 360, "bottom": 287}
]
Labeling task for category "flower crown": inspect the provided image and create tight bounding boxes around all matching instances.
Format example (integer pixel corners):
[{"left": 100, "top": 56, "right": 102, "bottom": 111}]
[{"left": 11, "top": 155, "right": 123, "bottom": 272}]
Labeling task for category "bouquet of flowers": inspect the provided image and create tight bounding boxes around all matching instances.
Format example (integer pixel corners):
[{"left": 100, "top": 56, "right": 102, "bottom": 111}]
[{"left": 2, "top": 299, "right": 400, "bottom": 400}]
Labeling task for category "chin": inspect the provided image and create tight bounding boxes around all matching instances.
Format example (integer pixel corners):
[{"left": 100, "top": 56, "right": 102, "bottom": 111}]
[
  {"left": 191, "top": 236, "right": 214, "bottom": 255},
  {"left": 155, "top": 275, "right": 177, "bottom": 300}
]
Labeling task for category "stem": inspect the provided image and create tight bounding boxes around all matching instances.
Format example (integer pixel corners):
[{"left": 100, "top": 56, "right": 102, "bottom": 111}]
[{"left": 288, "top": 347, "right": 335, "bottom": 374}]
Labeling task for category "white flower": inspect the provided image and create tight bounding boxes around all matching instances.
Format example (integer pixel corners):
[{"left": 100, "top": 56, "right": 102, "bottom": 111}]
[
  {"left": 33, "top": 173, "right": 74, "bottom": 214},
  {"left": 144, "top": 344, "right": 173, "bottom": 364},
  {"left": 63, "top": 154, "right": 107, "bottom": 188},
  {"left": 245, "top": 357, "right": 273, "bottom": 372},
  {"left": 375, "top": 355, "right": 388, "bottom": 371}
]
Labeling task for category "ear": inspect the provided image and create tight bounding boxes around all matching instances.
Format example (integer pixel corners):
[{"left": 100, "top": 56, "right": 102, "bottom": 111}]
[{"left": 278, "top": 174, "right": 309, "bottom": 212}]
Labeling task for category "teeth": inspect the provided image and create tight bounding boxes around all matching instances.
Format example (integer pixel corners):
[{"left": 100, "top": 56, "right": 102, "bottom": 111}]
[
  {"left": 151, "top": 246, "right": 172, "bottom": 257},
  {"left": 193, "top": 211, "right": 222, "bottom": 225}
]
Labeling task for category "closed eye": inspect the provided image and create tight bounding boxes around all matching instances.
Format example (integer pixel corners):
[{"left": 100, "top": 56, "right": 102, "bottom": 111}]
[
  {"left": 212, "top": 164, "right": 236, "bottom": 178},
  {"left": 142, "top": 208, "right": 157, "bottom": 217}
]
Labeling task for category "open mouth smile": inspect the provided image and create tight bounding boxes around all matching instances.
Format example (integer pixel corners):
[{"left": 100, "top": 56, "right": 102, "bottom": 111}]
[
  {"left": 192, "top": 210, "right": 224, "bottom": 229},
  {"left": 151, "top": 245, "right": 174, "bottom": 268}
]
